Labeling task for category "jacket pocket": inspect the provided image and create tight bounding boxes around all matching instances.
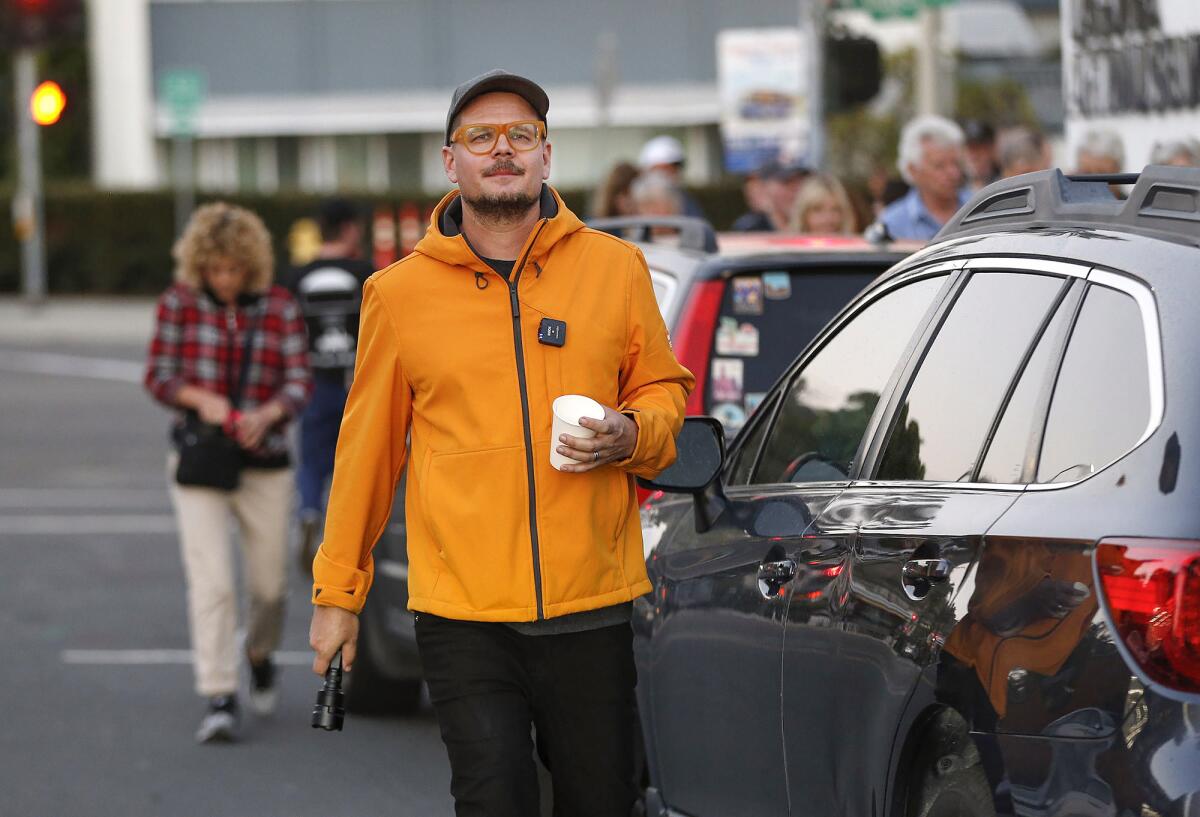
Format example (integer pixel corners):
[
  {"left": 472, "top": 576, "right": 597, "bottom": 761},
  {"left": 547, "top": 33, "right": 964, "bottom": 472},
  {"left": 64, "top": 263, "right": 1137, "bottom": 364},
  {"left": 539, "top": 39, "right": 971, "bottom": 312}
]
[
  {"left": 534, "top": 442, "right": 633, "bottom": 605},
  {"left": 418, "top": 445, "right": 532, "bottom": 613}
]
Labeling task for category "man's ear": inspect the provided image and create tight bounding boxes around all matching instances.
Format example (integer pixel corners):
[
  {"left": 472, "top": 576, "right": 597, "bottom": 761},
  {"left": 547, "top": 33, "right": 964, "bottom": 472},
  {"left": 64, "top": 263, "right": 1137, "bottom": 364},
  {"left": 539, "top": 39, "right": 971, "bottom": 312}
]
[
  {"left": 442, "top": 145, "right": 458, "bottom": 184},
  {"left": 541, "top": 141, "right": 552, "bottom": 182}
]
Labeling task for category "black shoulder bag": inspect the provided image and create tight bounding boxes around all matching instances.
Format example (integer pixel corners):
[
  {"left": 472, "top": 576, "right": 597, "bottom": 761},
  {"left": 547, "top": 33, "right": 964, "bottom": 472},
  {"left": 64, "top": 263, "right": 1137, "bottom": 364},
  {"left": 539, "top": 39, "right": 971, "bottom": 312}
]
[{"left": 175, "top": 309, "right": 261, "bottom": 491}]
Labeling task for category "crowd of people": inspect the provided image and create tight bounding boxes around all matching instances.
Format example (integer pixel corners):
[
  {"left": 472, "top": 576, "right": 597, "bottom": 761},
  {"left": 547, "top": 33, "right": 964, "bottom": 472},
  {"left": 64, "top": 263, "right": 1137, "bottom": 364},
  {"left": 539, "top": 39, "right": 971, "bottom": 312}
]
[{"left": 597, "top": 120, "right": 1200, "bottom": 245}]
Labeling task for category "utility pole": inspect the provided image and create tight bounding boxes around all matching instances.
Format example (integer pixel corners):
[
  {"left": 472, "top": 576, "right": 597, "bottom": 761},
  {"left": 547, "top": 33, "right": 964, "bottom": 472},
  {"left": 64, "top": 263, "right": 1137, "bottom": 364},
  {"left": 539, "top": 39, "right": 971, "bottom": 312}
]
[
  {"left": 172, "top": 135, "right": 195, "bottom": 239},
  {"left": 915, "top": 3, "right": 944, "bottom": 116},
  {"left": 593, "top": 30, "right": 618, "bottom": 173},
  {"left": 13, "top": 47, "right": 47, "bottom": 306},
  {"left": 805, "top": 0, "right": 826, "bottom": 168}
]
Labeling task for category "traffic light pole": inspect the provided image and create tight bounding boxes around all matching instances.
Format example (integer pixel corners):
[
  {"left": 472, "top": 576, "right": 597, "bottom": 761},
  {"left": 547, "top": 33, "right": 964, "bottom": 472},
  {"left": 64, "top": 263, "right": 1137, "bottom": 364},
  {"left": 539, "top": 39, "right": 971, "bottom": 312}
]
[{"left": 13, "top": 48, "right": 47, "bottom": 305}]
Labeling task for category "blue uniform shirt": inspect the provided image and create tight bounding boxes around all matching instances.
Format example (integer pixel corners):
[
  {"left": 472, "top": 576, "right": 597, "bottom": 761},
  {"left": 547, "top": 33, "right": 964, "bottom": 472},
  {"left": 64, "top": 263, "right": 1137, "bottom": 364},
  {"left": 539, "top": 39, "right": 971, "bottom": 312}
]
[{"left": 880, "top": 187, "right": 970, "bottom": 241}]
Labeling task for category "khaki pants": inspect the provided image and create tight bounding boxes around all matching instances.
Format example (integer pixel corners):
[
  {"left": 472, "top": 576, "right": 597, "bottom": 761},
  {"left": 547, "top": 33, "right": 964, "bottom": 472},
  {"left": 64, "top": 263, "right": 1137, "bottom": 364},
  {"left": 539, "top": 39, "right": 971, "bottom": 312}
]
[{"left": 166, "top": 453, "right": 292, "bottom": 697}]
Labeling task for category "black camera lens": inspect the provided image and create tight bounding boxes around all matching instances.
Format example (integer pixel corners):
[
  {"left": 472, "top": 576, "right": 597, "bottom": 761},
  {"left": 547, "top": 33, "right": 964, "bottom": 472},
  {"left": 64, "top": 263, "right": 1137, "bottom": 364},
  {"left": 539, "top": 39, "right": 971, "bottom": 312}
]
[{"left": 312, "top": 652, "right": 345, "bottom": 731}]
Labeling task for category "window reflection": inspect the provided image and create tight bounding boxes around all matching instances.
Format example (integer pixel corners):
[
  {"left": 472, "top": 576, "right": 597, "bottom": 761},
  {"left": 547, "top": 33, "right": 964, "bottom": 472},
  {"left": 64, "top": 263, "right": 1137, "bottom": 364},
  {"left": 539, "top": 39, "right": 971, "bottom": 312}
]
[
  {"left": 876, "top": 272, "right": 1064, "bottom": 482},
  {"left": 728, "top": 394, "right": 778, "bottom": 485},
  {"left": 752, "top": 276, "right": 945, "bottom": 484},
  {"left": 977, "top": 293, "right": 1076, "bottom": 484},
  {"left": 1037, "top": 285, "right": 1149, "bottom": 483}
]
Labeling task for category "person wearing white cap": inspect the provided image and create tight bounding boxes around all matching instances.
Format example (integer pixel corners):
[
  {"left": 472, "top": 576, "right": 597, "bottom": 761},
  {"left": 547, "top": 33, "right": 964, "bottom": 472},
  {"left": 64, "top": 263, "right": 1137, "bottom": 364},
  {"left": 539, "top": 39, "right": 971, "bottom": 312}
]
[{"left": 637, "top": 134, "right": 707, "bottom": 219}]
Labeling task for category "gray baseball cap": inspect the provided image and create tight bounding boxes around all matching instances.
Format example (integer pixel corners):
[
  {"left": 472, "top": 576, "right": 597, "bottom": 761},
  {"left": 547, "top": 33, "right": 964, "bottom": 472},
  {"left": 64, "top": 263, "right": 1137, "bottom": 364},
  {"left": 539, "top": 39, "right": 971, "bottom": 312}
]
[{"left": 445, "top": 69, "right": 550, "bottom": 146}]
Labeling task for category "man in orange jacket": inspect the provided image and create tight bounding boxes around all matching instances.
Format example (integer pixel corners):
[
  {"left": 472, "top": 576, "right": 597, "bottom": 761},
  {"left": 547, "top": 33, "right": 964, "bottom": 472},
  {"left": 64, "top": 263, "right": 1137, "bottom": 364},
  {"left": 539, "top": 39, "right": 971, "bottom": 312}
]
[{"left": 309, "top": 69, "right": 694, "bottom": 816}]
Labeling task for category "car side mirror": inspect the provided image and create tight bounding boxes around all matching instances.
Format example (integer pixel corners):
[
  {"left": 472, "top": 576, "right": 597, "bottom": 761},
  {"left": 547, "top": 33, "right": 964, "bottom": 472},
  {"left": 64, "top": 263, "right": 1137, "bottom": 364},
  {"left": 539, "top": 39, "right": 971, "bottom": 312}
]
[{"left": 637, "top": 417, "right": 728, "bottom": 532}]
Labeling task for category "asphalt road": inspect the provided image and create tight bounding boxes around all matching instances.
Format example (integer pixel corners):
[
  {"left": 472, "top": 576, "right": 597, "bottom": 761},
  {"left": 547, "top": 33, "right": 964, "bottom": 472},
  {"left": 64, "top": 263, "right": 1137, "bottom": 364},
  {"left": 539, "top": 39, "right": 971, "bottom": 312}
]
[{"left": 0, "top": 324, "right": 455, "bottom": 817}]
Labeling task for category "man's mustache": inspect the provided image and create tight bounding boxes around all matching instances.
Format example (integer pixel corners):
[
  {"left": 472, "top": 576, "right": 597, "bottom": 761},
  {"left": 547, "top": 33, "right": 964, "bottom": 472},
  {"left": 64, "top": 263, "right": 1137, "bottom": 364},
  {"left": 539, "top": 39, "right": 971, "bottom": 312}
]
[{"left": 483, "top": 161, "right": 525, "bottom": 177}]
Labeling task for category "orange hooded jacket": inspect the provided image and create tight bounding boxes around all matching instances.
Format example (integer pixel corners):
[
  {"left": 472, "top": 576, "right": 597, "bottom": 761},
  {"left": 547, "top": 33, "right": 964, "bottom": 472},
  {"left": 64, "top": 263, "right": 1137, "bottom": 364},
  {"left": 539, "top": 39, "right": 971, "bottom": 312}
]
[{"left": 311, "top": 186, "right": 694, "bottom": 621}]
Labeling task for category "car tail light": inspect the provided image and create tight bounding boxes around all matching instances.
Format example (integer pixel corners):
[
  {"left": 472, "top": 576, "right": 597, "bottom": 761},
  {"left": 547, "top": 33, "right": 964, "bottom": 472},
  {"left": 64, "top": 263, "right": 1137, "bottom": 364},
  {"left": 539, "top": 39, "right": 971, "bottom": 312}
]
[
  {"left": 671, "top": 280, "right": 725, "bottom": 416},
  {"left": 1095, "top": 538, "right": 1200, "bottom": 694},
  {"left": 640, "top": 489, "right": 664, "bottom": 508}
]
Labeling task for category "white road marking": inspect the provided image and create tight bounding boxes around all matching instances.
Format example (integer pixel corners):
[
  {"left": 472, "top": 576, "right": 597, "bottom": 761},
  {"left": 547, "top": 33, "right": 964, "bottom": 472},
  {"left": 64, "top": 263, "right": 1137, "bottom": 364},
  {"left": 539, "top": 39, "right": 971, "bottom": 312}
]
[
  {"left": 61, "top": 649, "right": 315, "bottom": 666},
  {"left": 376, "top": 558, "right": 409, "bottom": 581},
  {"left": 0, "top": 489, "right": 168, "bottom": 509},
  {"left": 0, "top": 350, "right": 142, "bottom": 384},
  {"left": 0, "top": 514, "right": 176, "bottom": 535}
]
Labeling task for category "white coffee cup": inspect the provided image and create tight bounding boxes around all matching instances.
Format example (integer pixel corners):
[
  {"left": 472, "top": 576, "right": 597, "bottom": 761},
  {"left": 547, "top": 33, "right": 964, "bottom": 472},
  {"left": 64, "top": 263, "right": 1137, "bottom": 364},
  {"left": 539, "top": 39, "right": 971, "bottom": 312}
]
[{"left": 550, "top": 394, "right": 607, "bottom": 471}]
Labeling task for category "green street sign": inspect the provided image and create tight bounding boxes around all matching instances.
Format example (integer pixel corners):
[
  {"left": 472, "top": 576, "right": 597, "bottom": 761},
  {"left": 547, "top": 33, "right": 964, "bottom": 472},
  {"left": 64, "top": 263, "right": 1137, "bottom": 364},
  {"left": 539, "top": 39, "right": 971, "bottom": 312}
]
[
  {"left": 160, "top": 68, "right": 206, "bottom": 136},
  {"left": 841, "top": 0, "right": 955, "bottom": 20}
]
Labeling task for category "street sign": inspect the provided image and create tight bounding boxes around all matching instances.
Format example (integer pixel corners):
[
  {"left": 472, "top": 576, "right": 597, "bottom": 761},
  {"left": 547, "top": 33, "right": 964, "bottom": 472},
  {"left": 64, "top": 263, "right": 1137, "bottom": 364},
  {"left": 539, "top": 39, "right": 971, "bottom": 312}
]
[
  {"left": 160, "top": 68, "right": 206, "bottom": 136},
  {"left": 841, "top": 0, "right": 955, "bottom": 21},
  {"left": 716, "top": 28, "right": 809, "bottom": 173}
]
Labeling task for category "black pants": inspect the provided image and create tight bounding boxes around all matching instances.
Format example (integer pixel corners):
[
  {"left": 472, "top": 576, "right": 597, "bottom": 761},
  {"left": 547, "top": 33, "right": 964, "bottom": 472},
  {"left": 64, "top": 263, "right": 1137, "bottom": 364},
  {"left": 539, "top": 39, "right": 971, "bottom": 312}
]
[{"left": 414, "top": 612, "right": 638, "bottom": 817}]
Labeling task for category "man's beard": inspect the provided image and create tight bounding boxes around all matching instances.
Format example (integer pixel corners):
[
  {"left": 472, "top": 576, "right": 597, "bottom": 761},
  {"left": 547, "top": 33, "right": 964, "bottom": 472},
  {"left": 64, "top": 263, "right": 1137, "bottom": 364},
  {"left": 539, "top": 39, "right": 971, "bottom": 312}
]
[
  {"left": 464, "top": 188, "right": 540, "bottom": 223},
  {"left": 463, "top": 160, "right": 539, "bottom": 224}
]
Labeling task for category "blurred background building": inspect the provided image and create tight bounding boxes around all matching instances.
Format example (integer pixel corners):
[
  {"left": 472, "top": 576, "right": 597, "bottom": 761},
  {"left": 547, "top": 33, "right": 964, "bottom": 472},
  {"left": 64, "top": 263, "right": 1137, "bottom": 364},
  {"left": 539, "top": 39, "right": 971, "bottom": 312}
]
[
  {"left": 91, "top": 0, "right": 805, "bottom": 194},
  {"left": 89, "top": 0, "right": 1064, "bottom": 195}
]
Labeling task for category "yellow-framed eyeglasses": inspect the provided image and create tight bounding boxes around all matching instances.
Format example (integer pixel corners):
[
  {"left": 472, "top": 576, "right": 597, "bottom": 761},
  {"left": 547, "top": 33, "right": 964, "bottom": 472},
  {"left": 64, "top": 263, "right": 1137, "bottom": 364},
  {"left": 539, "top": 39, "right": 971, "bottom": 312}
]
[{"left": 450, "top": 120, "right": 546, "bottom": 155}]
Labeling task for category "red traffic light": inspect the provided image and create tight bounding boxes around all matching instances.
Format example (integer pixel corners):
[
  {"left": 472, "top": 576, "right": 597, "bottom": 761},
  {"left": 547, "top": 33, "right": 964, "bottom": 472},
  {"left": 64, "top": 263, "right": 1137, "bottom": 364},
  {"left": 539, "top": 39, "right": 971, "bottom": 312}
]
[
  {"left": 5, "top": 0, "right": 83, "bottom": 48},
  {"left": 30, "top": 80, "right": 66, "bottom": 125}
]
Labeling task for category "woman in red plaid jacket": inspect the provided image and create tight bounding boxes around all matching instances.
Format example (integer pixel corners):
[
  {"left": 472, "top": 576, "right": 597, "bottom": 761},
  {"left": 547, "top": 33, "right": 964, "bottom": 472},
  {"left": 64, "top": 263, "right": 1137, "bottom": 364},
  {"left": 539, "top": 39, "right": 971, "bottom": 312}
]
[{"left": 144, "top": 202, "right": 313, "bottom": 743}]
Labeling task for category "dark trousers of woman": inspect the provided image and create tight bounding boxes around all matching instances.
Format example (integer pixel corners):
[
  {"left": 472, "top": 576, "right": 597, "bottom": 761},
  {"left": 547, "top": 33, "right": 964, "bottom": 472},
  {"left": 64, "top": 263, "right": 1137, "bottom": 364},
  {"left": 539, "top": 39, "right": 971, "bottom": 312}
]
[{"left": 414, "top": 612, "right": 638, "bottom": 817}]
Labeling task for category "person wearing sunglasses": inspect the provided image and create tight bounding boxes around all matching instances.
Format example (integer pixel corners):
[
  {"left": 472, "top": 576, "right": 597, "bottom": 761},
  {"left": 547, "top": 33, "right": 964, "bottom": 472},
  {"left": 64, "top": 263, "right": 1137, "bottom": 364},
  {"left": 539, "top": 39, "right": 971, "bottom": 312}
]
[{"left": 308, "top": 70, "right": 694, "bottom": 817}]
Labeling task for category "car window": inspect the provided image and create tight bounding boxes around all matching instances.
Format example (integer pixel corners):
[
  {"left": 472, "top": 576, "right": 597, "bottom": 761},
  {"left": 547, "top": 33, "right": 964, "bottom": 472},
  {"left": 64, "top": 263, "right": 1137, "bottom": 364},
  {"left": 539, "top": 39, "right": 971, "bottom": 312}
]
[
  {"left": 974, "top": 290, "right": 1080, "bottom": 484},
  {"left": 1037, "top": 284, "right": 1150, "bottom": 484},
  {"left": 875, "top": 272, "right": 1066, "bottom": 482},
  {"left": 706, "top": 267, "right": 880, "bottom": 435},
  {"left": 727, "top": 392, "right": 780, "bottom": 485},
  {"left": 975, "top": 291, "right": 1077, "bottom": 484},
  {"left": 750, "top": 274, "right": 946, "bottom": 485},
  {"left": 649, "top": 269, "right": 677, "bottom": 321}
]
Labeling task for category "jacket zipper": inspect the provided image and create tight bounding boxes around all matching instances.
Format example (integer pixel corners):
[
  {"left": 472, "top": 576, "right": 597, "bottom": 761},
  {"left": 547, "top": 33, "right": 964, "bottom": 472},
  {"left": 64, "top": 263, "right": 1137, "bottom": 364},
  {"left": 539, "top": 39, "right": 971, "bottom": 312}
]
[{"left": 508, "top": 221, "right": 548, "bottom": 620}]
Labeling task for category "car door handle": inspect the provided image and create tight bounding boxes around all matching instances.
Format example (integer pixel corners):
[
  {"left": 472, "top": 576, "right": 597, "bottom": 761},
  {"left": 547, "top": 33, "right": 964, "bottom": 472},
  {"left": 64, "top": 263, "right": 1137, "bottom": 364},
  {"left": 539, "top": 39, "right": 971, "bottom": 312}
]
[
  {"left": 900, "top": 558, "right": 950, "bottom": 601},
  {"left": 759, "top": 559, "right": 797, "bottom": 581},
  {"left": 757, "top": 558, "right": 797, "bottom": 598},
  {"left": 902, "top": 558, "right": 950, "bottom": 581}
]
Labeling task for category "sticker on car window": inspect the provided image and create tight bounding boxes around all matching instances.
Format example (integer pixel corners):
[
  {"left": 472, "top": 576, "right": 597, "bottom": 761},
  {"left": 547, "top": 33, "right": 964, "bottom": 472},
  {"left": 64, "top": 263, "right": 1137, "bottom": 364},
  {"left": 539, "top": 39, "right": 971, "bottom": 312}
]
[
  {"left": 762, "top": 272, "right": 791, "bottom": 300},
  {"left": 711, "top": 402, "right": 747, "bottom": 433},
  {"left": 732, "top": 276, "right": 764, "bottom": 315},
  {"left": 715, "top": 318, "right": 760, "bottom": 356},
  {"left": 745, "top": 392, "right": 767, "bottom": 415},
  {"left": 711, "top": 358, "right": 744, "bottom": 402}
]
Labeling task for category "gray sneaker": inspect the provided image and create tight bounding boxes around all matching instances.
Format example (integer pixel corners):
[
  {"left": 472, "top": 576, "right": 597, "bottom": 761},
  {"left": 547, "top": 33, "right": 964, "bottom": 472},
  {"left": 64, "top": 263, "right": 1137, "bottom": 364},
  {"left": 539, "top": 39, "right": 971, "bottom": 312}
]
[
  {"left": 195, "top": 695, "right": 239, "bottom": 743},
  {"left": 248, "top": 657, "right": 277, "bottom": 716}
]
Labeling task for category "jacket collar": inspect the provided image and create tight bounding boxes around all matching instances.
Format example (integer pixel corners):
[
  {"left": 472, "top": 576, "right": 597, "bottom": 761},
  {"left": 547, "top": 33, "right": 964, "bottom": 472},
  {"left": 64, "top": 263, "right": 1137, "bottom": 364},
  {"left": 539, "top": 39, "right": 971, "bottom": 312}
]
[
  {"left": 200, "top": 286, "right": 264, "bottom": 309},
  {"left": 416, "top": 184, "right": 583, "bottom": 273}
]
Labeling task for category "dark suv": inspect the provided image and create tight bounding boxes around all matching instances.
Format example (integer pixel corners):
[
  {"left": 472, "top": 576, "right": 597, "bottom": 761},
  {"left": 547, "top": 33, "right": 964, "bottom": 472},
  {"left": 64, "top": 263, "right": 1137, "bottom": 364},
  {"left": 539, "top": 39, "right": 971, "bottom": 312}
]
[
  {"left": 344, "top": 221, "right": 914, "bottom": 713},
  {"left": 635, "top": 167, "right": 1200, "bottom": 817}
]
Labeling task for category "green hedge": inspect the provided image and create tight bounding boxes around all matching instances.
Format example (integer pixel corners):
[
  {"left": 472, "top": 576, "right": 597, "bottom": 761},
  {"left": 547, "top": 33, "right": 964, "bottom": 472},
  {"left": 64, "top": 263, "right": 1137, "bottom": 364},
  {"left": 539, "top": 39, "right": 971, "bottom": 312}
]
[{"left": 0, "top": 183, "right": 748, "bottom": 294}]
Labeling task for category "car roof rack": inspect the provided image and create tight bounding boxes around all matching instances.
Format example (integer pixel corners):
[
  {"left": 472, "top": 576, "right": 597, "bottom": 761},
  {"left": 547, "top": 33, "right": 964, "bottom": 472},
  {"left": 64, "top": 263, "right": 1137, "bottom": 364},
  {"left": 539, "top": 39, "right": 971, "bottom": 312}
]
[
  {"left": 587, "top": 216, "right": 719, "bottom": 253},
  {"left": 936, "top": 165, "right": 1200, "bottom": 247}
]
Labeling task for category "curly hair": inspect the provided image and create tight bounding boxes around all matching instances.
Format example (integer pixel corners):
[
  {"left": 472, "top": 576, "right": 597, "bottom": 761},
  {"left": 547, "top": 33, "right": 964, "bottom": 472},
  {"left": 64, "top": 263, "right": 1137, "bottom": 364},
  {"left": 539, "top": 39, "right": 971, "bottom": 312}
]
[{"left": 173, "top": 202, "right": 275, "bottom": 292}]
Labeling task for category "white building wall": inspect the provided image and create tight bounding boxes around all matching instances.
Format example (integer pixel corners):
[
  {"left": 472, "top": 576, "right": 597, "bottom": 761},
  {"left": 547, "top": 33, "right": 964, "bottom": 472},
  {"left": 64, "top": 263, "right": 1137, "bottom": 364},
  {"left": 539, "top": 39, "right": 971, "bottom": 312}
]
[
  {"left": 88, "top": 0, "right": 158, "bottom": 188},
  {"left": 93, "top": 0, "right": 752, "bottom": 191}
]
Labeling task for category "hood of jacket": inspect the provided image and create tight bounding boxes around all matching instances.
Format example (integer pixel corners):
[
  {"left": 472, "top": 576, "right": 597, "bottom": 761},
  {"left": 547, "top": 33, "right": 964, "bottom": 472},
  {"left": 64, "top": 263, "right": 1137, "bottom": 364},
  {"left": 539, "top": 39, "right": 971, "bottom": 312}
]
[{"left": 414, "top": 184, "right": 586, "bottom": 272}]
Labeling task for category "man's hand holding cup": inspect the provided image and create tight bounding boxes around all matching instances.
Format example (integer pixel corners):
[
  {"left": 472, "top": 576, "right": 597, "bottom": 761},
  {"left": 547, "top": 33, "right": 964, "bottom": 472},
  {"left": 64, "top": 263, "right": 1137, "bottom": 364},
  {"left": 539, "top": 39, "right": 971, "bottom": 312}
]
[{"left": 552, "top": 395, "right": 638, "bottom": 473}]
